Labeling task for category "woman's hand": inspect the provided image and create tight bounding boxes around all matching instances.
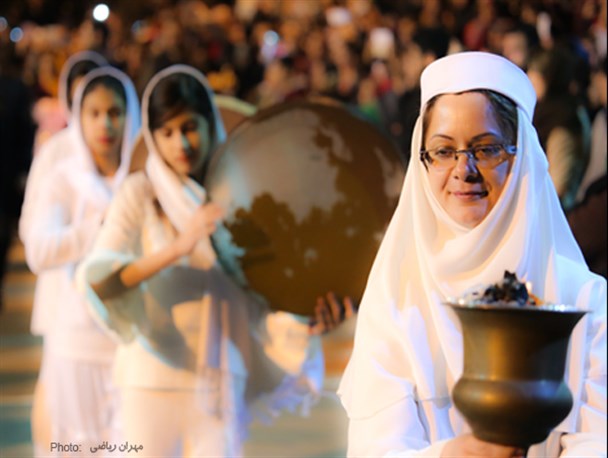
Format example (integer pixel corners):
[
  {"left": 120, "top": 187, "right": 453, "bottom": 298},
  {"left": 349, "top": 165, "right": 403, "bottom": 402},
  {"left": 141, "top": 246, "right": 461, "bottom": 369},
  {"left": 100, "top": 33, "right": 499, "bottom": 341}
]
[
  {"left": 442, "top": 434, "right": 526, "bottom": 458},
  {"left": 309, "top": 292, "right": 356, "bottom": 335},
  {"left": 174, "top": 203, "right": 224, "bottom": 257}
]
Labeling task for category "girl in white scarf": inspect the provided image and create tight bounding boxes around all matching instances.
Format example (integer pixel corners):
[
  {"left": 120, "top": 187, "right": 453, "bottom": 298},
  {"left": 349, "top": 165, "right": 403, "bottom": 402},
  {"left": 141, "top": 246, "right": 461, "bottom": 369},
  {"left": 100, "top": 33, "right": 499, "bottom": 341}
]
[
  {"left": 81, "top": 65, "right": 350, "bottom": 457},
  {"left": 338, "top": 52, "right": 606, "bottom": 457},
  {"left": 23, "top": 66, "right": 140, "bottom": 456},
  {"left": 20, "top": 51, "right": 109, "bottom": 456},
  {"left": 21, "top": 50, "right": 108, "bottom": 338}
]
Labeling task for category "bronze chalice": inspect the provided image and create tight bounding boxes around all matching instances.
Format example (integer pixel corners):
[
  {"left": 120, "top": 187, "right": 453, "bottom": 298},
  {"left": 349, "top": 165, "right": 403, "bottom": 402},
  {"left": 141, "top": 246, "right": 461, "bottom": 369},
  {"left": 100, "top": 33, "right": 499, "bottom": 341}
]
[{"left": 449, "top": 302, "right": 587, "bottom": 450}]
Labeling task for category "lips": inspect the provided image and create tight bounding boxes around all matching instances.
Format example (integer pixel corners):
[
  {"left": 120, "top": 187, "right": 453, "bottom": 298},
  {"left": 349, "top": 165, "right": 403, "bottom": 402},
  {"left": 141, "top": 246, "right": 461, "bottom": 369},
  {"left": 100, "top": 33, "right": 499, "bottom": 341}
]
[
  {"left": 98, "top": 136, "right": 115, "bottom": 144},
  {"left": 451, "top": 190, "right": 489, "bottom": 200}
]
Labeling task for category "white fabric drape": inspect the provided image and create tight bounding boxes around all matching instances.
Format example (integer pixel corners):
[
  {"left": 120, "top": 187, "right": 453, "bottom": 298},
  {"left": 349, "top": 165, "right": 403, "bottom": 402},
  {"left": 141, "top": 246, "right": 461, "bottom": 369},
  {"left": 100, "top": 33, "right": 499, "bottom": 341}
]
[
  {"left": 57, "top": 50, "right": 108, "bottom": 118},
  {"left": 338, "top": 52, "right": 606, "bottom": 457}
]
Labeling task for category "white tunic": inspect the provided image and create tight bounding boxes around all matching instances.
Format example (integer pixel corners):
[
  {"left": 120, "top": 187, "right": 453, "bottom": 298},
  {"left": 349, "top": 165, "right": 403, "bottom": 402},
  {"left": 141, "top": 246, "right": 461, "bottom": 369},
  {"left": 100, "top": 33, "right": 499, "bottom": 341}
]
[
  {"left": 338, "top": 52, "right": 607, "bottom": 458},
  {"left": 82, "top": 171, "right": 324, "bottom": 445}
]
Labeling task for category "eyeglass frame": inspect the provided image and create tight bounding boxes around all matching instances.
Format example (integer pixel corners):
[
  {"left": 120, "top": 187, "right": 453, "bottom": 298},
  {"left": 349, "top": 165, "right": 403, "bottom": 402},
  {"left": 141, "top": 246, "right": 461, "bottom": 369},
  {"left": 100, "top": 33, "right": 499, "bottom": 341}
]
[{"left": 419, "top": 144, "right": 517, "bottom": 170}]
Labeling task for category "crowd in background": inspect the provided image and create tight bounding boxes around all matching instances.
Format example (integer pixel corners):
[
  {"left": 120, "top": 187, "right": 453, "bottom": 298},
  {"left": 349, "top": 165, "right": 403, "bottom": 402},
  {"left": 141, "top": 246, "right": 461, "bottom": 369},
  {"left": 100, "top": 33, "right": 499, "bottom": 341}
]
[{"left": 1, "top": 0, "right": 607, "bottom": 300}]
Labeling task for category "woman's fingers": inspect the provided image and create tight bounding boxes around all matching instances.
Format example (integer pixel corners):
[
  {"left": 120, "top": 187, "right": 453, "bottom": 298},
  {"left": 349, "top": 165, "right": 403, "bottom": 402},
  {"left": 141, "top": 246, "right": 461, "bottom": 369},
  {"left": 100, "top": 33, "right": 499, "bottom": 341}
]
[
  {"left": 343, "top": 296, "right": 356, "bottom": 320},
  {"left": 308, "top": 293, "right": 357, "bottom": 335},
  {"left": 326, "top": 292, "right": 342, "bottom": 325}
]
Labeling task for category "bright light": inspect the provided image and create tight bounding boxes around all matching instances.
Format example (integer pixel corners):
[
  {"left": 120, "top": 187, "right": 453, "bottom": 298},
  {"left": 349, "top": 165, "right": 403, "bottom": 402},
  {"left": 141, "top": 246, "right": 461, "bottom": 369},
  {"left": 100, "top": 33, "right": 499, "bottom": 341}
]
[
  {"left": 0, "top": 17, "right": 7, "bottom": 32},
  {"left": 9, "top": 27, "right": 23, "bottom": 42},
  {"left": 93, "top": 4, "right": 110, "bottom": 22},
  {"left": 263, "top": 30, "right": 279, "bottom": 47}
]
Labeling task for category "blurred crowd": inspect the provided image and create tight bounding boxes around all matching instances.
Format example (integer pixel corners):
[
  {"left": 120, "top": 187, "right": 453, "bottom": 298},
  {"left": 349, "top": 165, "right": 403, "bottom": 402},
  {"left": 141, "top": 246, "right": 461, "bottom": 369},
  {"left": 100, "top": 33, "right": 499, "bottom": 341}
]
[{"left": 1, "top": 0, "right": 607, "bottom": 293}]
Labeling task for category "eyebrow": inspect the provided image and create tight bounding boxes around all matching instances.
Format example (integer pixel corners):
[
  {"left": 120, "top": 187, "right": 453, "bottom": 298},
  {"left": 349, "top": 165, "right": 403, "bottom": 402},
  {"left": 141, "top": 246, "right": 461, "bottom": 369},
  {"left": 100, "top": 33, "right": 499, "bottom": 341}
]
[{"left": 427, "top": 132, "right": 501, "bottom": 143}]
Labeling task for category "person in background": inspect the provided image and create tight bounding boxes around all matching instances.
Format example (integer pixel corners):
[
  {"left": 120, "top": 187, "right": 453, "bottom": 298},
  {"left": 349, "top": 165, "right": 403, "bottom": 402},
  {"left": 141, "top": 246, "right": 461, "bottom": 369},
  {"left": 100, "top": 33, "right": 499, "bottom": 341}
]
[
  {"left": 80, "top": 65, "right": 354, "bottom": 458},
  {"left": 0, "top": 42, "right": 35, "bottom": 313},
  {"left": 338, "top": 52, "right": 606, "bottom": 457},
  {"left": 527, "top": 46, "right": 591, "bottom": 211},
  {"left": 577, "top": 56, "right": 607, "bottom": 201},
  {"left": 501, "top": 23, "right": 538, "bottom": 71},
  {"left": 18, "top": 51, "right": 108, "bottom": 456},
  {"left": 394, "top": 27, "right": 450, "bottom": 164},
  {"left": 23, "top": 67, "right": 140, "bottom": 456},
  {"left": 567, "top": 56, "right": 607, "bottom": 279}
]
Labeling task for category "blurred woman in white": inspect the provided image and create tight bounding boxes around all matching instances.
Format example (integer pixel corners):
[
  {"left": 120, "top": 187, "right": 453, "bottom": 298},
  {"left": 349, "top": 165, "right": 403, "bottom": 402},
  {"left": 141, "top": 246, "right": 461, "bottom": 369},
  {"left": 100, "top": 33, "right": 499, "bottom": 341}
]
[
  {"left": 23, "top": 66, "right": 140, "bottom": 456},
  {"left": 81, "top": 65, "right": 353, "bottom": 457},
  {"left": 20, "top": 51, "right": 108, "bottom": 456}
]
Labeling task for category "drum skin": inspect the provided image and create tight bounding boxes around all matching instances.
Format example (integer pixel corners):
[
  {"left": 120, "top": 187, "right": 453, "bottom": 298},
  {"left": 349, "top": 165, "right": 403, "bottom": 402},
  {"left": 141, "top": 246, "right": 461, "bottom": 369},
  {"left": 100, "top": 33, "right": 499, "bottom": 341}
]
[{"left": 205, "top": 99, "right": 405, "bottom": 316}]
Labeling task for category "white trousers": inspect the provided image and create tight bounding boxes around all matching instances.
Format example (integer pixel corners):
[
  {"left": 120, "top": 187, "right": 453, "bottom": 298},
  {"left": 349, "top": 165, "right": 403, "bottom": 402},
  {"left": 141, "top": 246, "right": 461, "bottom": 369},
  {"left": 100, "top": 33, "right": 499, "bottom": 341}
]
[
  {"left": 32, "top": 350, "right": 119, "bottom": 457},
  {"left": 120, "top": 388, "right": 238, "bottom": 458}
]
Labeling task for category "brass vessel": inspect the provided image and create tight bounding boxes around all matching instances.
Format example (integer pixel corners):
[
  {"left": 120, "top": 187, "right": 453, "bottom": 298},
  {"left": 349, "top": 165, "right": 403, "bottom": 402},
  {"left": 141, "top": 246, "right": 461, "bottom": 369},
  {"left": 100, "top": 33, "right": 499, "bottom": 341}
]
[{"left": 449, "top": 303, "right": 587, "bottom": 448}]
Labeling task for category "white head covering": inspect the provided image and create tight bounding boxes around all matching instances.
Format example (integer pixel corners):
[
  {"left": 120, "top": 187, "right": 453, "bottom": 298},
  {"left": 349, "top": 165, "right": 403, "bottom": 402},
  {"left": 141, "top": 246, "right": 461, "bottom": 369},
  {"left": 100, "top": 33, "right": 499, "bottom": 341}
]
[
  {"left": 57, "top": 50, "right": 108, "bottom": 120},
  {"left": 141, "top": 64, "right": 226, "bottom": 231},
  {"left": 68, "top": 66, "right": 141, "bottom": 199},
  {"left": 338, "top": 52, "right": 603, "bottom": 432}
]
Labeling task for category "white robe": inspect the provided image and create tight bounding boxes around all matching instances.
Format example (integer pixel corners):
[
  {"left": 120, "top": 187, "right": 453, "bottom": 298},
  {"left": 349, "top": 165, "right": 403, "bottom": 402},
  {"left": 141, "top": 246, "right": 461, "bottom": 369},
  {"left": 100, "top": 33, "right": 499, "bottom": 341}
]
[
  {"left": 20, "top": 51, "right": 108, "bottom": 336},
  {"left": 338, "top": 52, "right": 607, "bottom": 458},
  {"left": 23, "top": 66, "right": 140, "bottom": 454}
]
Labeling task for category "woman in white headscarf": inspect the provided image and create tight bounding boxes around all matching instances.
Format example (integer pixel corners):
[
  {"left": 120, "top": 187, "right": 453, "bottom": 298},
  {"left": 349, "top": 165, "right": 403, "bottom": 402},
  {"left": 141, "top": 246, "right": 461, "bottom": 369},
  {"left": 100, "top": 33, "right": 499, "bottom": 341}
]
[
  {"left": 23, "top": 66, "right": 140, "bottom": 456},
  {"left": 20, "top": 51, "right": 108, "bottom": 457},
  {"left": 21, "top": 50, "right": 108, "bottom": 339},
  {"left": 80, "top": 64, "right": 352, "bottom": 458},
  {"left": 338, "top": 52, "right": 606, "bottom": 458}
]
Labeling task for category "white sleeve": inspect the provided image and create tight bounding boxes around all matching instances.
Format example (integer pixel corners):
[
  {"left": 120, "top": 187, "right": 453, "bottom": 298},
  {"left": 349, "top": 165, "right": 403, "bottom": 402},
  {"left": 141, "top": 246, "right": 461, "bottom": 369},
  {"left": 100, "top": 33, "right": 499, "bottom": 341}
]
[
  {"left": 78, "top": 175, "right": 146, "bottom": 343},
  {"left": 23, "top": 171, "right": 102, "bottom": 274},
  {"left": 560, "top": 281, "right": 607, "bottom": 457},
  {"left": 346, "top": 396, "right": 449, "bottom": 458}
]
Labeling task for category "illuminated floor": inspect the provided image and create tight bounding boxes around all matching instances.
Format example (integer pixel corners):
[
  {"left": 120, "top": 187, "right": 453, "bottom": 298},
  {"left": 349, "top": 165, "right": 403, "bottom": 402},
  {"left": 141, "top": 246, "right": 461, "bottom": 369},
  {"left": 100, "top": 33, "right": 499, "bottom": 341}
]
[{"left": 0, "top": 239, "right": 355, "bottom": 458}]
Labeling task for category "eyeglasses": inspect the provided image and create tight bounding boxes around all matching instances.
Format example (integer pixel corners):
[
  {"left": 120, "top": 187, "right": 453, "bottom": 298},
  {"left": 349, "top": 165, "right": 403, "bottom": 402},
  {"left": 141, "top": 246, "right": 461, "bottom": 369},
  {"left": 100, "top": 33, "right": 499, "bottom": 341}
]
[{"left": 419, "top": 144, "right": 517, "bottom": 170}]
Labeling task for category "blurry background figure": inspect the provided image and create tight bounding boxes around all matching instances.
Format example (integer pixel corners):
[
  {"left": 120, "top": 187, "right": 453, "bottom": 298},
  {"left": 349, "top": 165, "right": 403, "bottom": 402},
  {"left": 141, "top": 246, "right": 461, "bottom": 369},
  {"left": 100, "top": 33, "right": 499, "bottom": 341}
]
[
  {"left": 528, "top": 47, "right": 591, "bottom": 211},
  {"left": 0, "top": 42, "right": 35, "bottom": 313},
  {"left": 578, "top": 56, "right": 607, "bottom": 200},
  {"left": 393, "top": 27, "right": 450, "bottom": 164},
  {"left": 567, "top": 175, "right": 607, "bottom": 278},
  {"left": 22, "top": 68, "right": 140, "bottom": 457},
  {"left": 501, "top": 23, "right": 538, "bottom": 71},
  {"left": 567, "top": 56, "right": 607, "bottom": 279},
  {"left": 19, "top": 51, "right": 108, "bottom": 457}
]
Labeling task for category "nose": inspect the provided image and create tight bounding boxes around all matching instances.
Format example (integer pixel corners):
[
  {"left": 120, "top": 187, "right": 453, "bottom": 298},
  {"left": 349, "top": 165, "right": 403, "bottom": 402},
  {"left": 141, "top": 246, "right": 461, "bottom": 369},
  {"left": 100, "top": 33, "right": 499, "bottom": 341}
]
[
  {"left": 180, "top": 132, "right": 192, "bottom": 155},
  {"left": 103, "top": 113, "right": 114, "bottom": 132},
  {"left": 453, "top": 151, "right": 480, "bottom": 180}
]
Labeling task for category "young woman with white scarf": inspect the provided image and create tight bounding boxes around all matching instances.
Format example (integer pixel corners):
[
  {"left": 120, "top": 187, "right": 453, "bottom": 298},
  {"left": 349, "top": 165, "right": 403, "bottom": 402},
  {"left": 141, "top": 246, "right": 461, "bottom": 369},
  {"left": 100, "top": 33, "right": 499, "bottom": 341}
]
[
  {"left": 20, "top": 51, "right": 108, "bottom": 457},
  {"left": 81, "top": 64, "right": 353, "bottom": 457},
  {"left": 23, "top": 66, "right": 140, "bottom": 456},
  {"left": 21, "top": 50, "right": 108, "bottom": 341},
  {"left": 338, "top": 52, "right": 606, "bottom": 457}
]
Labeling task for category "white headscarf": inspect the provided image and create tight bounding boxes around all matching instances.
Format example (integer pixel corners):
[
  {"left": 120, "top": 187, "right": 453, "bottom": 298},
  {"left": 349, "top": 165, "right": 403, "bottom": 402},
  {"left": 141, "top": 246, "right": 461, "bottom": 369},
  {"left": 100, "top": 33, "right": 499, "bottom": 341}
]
[
  {"left": 57, "top": 50, "right": 108, "bottom": 120},
  {"left": 338, "top": 52, "right": 604, "bottom": 431},
  {"left": 67, "top": 66, "right": 141, "bottom": 203},
  {"left": 141, "top": 64, "right": 226, "bottom": 231}
]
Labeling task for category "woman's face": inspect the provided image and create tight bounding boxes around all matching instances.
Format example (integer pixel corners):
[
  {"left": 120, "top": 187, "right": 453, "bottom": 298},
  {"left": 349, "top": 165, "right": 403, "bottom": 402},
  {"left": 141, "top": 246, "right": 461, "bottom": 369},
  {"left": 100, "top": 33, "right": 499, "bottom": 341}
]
[
  {"left": 152, "top": 110, "right": 211, "bottom": 177},
  {"left": 424, "top": 92, "right": 514, "bottom": 229},
  {"left": 80, "top": 84, "right": 126, "bottom": 159}
]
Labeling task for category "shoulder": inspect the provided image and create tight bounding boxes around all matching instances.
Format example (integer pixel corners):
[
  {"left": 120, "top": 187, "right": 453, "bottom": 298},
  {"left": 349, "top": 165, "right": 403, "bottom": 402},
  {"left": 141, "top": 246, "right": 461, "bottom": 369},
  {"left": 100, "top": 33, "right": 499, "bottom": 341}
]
[
  {"left": 31, "top": 128, "right": 73, "bottom": 176},
  {"left": 114, "top": 171, "right": 155, "bottom": 208},
  {"left": 556, "top": 255, "right": 606, "bottom": 309},
  {"left": 36, "top": 128, "right": 72, "bottom": 160}
]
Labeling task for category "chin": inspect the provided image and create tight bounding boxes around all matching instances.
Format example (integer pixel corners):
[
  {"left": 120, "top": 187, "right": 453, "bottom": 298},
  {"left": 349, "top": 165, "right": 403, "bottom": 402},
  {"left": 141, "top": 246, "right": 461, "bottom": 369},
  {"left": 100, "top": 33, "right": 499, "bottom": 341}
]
[{"left": 450, "top": 209, "right": 486, "bottom": 229}]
